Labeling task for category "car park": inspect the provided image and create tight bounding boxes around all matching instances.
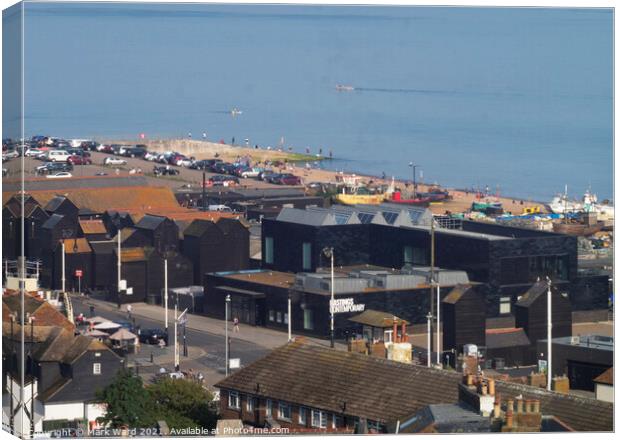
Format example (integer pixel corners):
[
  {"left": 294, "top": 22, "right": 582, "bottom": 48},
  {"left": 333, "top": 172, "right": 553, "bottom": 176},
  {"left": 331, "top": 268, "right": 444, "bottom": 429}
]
[
  {"left": 103, "top": 157, "right": 127, "bottom": 166},
  {"left": 80, "top": 141, "right": 100, "bottom": 151},
  {"left": 36, "top": 162, "right": 73, "bottom": 175}
]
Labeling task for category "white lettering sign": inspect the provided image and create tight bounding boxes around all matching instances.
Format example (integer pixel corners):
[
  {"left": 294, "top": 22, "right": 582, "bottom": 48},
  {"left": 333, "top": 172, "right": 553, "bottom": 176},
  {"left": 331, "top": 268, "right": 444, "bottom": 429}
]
[{"left": 330, "top": 298, "right": 365, "bottom": 314}]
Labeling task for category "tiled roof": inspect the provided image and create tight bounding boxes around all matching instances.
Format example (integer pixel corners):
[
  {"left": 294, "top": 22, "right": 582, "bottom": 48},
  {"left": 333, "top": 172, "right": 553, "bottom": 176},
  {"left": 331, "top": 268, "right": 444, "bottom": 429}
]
[
  {"left": 2, "top": 293, "right": 74, "bottom": 332},
  {"left": 2, "top": 175, "right": 149, "bottom": 193},
  {"left": 183, "top": 219, "right": 217, "bottom": 237},
  {"left": 594, "top": 368, "right": 613, "bottom": 385},
  {"left": 4, "top": 185, "right": 180, "bottom": 214},
  {"left": 485, "top": 327, "right": 531, "bottom": 349},
  {"left": 117, "top": 247, "right": 147, "bottom": 262},
  {"left": 215, "top": 342, "right": 613, "bottom": 432},
  {"left": 440, "top": 284, "right": 472, "bottom": 305},
  {"left": 79, "top": 219, "right": 107, "bottom": 235},
  {"left": 33, "top": 327, "right": 76, "bottom": 361},
  {"left": 115, "top": 227, "right": 137, "bottom": 243},
  {"left": 44, "top": 196, "right": 75, "bottom": 213},
  {"left": 348, "top": 309, "right": 409, "bottom": 327},
  {"left": 135, "top": 214, "right": 167, "bottom": 231},
  {"left": 60, "top": 238, "right": 92, "bottom": 254},
  {"left": 42, "top": 214, "right": 65, "bottom": 230},
  {"left": 515, "top": 281, "right": 562, "bottom": 308},
  {"left": 90, "top": 240, "right": 116, "bottom": 254}
]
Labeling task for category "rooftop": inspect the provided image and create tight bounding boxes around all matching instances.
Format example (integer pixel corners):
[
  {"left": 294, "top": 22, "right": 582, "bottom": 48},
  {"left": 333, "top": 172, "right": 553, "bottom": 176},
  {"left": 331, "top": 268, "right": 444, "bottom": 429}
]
[
  {"left": 549, "top": 334, "right": 613, "bottom": 351},
  {"left": 215, "top": 341, "right": 612, "bottom": 431},
  {"left": 594, "top": 368, "right": 613, "bottom": 385},
  {"left": 79, "top": 219, "right": 107, "bottom": 235},
  {"left": 219, "top": 269, "right": 296, "bottom": 288}
]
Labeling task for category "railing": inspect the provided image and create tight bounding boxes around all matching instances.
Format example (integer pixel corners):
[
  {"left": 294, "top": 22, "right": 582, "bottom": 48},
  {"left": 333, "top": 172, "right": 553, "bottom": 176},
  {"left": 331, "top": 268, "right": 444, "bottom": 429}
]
[
  {"left": 435, "top": 216, "right": 463, "bottom": 230},
  {"left": 63, "top": 291, "right": 74, "bottom": 325}
]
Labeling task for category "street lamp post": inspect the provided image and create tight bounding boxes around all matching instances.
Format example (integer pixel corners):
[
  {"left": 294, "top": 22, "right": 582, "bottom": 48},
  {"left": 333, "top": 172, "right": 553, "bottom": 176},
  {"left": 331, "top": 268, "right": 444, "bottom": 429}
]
[
  {"left": 409, "top": 162, "right": 419, "bottom": 199},
  {"left": 322, "top": 247, "right": 335, "bottom": 348},
  {"left": 426, "top": 312, "right": 432, "bottom": 368},
  {"left": 287, "top": 291, "right": 292, "bottom": 342},
  {"left": 225, "top": 294, "right": 231, "bottom": 376},
  {"left": 546, "top": 277, "right": 553, "bottom": 391}
]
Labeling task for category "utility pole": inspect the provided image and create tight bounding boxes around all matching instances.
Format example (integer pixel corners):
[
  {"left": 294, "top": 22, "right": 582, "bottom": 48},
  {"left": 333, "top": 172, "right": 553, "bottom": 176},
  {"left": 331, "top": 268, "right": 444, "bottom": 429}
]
[
  {"left": 429, "top": 217, "right": 435, "bottom": 362},
  {"left": 426, "top": 312, "right": 432, "bottom": 368},
  {"left": 61, "top": 241, "right": 66, "bottom": 292},
  {"left": 174, "top": 300, "right": 179, "bottom": 371},
  {"left": 322, "top": 247, "right": 335, "bottom": 348},
  {"left": 436, "top": 282, "right": 441, "bottom": 367},
  {"left": 547, "top": 277, "right": 553, "bottom": 391},
  {"left": 164, "top": 258, "right": 169, "bottom": 334},
  {"left": 117, "top": 231, "right": 122, "bottom": 296},
  {"left": 225, "top": 294, "right": 231, "bottom": 376}
]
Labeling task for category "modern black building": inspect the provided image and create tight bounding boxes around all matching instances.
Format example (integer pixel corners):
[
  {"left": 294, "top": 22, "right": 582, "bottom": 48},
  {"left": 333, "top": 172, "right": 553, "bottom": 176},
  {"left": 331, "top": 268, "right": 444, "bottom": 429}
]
[
  {"left": 204, "top": 265, "right": 470, "bottom": 339},
  {"left": 2, "top": 194, "right": 50, "bottom": 260},
  {"left": 536, "top": 335, "right": 613, "bottom": 391},
  {"left": 261, "top": 205, "right": 580, "bottom": 316}
]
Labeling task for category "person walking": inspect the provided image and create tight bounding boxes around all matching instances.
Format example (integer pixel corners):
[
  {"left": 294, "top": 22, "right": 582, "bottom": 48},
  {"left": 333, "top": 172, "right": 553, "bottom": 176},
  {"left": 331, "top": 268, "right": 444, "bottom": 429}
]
[
  {"left": 233, "top": 317, "right": 240, "bottom": 333},
  {"left": 126, "top": 303, "right": 133, "bottom": 320}
]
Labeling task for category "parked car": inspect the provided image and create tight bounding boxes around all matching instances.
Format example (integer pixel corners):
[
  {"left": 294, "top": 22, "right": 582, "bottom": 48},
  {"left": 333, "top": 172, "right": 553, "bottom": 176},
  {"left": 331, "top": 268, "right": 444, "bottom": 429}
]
[
  {"left": 237, "top": 167, "right": 262, "bottom": 178},
  {"left": 175, "top": 157, "right": 194, "bottom": 167},
  {"left": 264, "top": 173, "right": 283, "bottom": 184},
  {"left": 24, "top": 148, "right": 43, "bottom": 157},
  {"left": 153, "top": 165, "right": 180, "bottom": 176},
  {"left": 139, "top": 328, "right": 168, "bottom": 345},
  {"left": 115, "top": 320, "right": 135, "bottom": 333},
  {"left": 51, "top": 140, "right": 71, "bottom": 150},
  {"left": 80, "top": 141, "right": 100, "bottom": 151},
  {"left": 3, "top": 149, "right": 19, "bottom": 160},
  {"left": 258, "top": 170, "right": 276, "bottom": 181},
  {"left": 278, "top": 174, "right": 303, "bottom": 185},
  {"left": 96, "top": 144, "right": 114, "bottom": 153},
  {"left": 36, "top": 162, "right": 73, "bottom": 175},
  {"left": 67, "top": 155, "right": 92, "bottom": 165},
  {"left": 103, "top": 157, "right": 127, "bottom": 166},
  {"left": 120, "top": 146, "right": 147, "bottom": 158},
  {"left": 43, "top": 150, "right": 71, "bottom": 162},
  {"left": 46, "top": 171, "right": 72, "bottom": 179},
  {"left": 143, "top": 151, "right": 159, "bottom": 161},
  {"left": 207, "top": 175, "right": 239, "bottom": 186}
]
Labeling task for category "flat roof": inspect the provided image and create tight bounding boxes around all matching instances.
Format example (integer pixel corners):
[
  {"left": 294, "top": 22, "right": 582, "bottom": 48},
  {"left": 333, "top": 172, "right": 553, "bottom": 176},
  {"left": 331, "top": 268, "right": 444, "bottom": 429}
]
[
  {"left": 217, "top": 270, "right": 296, "bottom": 288},
  {"left": 548, "top": 335, "right": 613, "bottom": 351}
]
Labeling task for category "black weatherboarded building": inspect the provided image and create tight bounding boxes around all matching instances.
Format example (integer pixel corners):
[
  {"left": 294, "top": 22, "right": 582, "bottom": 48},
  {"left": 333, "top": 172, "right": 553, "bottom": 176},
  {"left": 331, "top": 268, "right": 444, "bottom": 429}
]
[{"left": 261, "top": 205, "right": 580, "bottom": 316}]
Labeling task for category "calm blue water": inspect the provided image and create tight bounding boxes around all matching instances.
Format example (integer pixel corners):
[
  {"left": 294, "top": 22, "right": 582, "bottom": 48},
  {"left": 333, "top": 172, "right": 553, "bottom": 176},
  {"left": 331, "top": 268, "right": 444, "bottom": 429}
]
[{"left": 7, "top": 3, "right": 614, "bottom": 201}]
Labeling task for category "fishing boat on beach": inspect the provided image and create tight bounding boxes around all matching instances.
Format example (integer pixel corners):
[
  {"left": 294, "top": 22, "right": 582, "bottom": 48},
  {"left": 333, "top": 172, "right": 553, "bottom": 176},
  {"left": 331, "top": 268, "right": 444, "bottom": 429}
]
[
  {"left": 335, "top": 186, "right": 386, "bottom": 205},
  {"left": 552, "top": 221, "right": 604, "bottom": 236}
]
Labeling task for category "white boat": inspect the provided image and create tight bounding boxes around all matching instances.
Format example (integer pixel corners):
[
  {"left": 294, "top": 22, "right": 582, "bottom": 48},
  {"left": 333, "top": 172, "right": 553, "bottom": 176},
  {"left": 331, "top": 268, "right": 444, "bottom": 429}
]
[
  {"left": 231, "top": 108, "right": 243, "bottom": 116},
  {"left": 336, "top": 84, "right": 354, "bottom": 91},
  {"left": 548, "top": 186, "right": 614, "bottom": 222}
]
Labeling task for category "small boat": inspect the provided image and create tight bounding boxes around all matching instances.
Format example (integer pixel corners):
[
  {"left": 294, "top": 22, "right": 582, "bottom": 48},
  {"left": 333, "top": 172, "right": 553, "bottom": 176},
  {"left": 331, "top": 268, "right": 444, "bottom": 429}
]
[
  {"left": 385, "top": 191, "right": 431, "bottom": 206},
  {"left": 231, "top": 108, "right": 243, "bottom": 116},
  {"left": 336, "top": 85, "right": 354, "bottom": 92},
  {"left": 334, "top": 188, "right": 386, "bottom": 206}
]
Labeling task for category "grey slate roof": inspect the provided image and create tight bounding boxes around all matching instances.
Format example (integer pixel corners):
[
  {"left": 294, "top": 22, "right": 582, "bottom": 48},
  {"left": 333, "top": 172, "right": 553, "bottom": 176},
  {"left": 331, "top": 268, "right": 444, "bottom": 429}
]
[
  {"left": 44, "top": 196, "right": 69, "bottom": 213},
  {"left": 183, "top": 219, "right": 216, "bottom": 237},
  {"left": 135, "top": 214, "right": 166, "bottom": 231},
  {"left": 215, "top": 342, "right": 612, "bottom": 432},
  {"left": 485, "top": 328, "right": 531, "bottom": 349},
  {"left": 90, "top": 240, "right": 116, "bottom": 254},
  {"left": 516, "top": 281, "right": 551, "bottom": 307},
  {"left": 277, "top": 207, "right": 337, "bottom": 226},
  {"left": 41, "top": 214, "right": 65, "bottom": 230}
]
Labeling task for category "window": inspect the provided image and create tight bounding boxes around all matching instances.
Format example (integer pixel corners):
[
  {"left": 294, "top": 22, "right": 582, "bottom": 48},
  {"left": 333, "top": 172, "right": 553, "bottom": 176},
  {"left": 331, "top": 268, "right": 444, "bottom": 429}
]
[
  {"left": 403, "top": 246, "right": 413, "bottom": 264},
  {"left": 499, "top": 296, "right": 511, "bottom": 315},
  {"left": 247, "top": 396, "right": 255, "bottom": 412},
  {"left": 93, "top": 363, "right": 101, "bottom": 375},
  {"left": 333, "top": 415, "right": 343, "bottom": 429},
  {"left": 265, "top": 237, "right": 274, "bottom": 264},
  {"left": 367, "top": 420, "right": 385, "bottom": 433},
  {"left": 298, "top": 407, "right": 307, "bottom": 425},
  {"left": 284, "top": 313, "right": 288, "bottom": 325},
  {"left": 278, "top": 402, "right": 291, "bottom": 421},
  {"left": 303, "top": 309, "right": 314, "bottom": 330},
  {"left": 412, "top": 247, "right": 427, "bottom": 265},
  {"left": 228, "top": 391, "right": 240, "bottom": 409},
  {"left": 311, "top": 410, "right": 327, "bottom": 428},
  {"left": 302, "top": 242, "right": 312, "bottom": 271},
  {"left": 276, "top": 311, "right": 282, "bottom": 323},
  {"left": 266, "top": 399, "right": 273, "bottom": 417},
  {"left": 269, "top": 310, "right": 275, "bottom": 322}
]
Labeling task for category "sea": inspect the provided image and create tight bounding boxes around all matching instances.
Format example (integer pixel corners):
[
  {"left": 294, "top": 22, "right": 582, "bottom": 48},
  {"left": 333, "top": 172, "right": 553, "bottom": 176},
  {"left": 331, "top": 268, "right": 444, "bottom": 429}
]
[{"left": 3, "top": 3, "right": 613, "bottom": 202}]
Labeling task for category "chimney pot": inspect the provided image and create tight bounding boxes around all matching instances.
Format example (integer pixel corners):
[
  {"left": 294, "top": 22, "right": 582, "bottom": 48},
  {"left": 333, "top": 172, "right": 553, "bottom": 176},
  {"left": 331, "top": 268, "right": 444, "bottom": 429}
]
[
  {"left": 533, "top": 400, "right": 540, "bottom": 413},
  {"left": 516, "top": 398, "right": 524, "bottom": 414},
  {"left": 505, "top": 399, "right": 514, "bottom": 413},
  {"left": 466, "top": 374, "right": 474, "bottom": 386},
  {"left": 505, "top": 412, "right": 513, "bottom": 429},
  {"left": 488, "top": 378, "right": 495, "bottom": 396}
]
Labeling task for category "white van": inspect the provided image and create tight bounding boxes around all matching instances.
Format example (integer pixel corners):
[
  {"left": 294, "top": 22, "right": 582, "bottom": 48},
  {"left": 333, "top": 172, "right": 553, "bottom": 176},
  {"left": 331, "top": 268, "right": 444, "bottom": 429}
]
[
  {"left": 70, "top": 139, "right": 91, "bottom": 148},
  {"left": 45, "top": 150, "right": 71, "bottom": 162},
  {"left": 208, "top": 205, "right": 233, "bottom": 212}
]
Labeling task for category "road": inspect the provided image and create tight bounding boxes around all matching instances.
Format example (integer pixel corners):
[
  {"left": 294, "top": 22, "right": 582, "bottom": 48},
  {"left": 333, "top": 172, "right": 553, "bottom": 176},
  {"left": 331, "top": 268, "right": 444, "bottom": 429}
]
[{"left": 71, "top": 296, "right": 270, "bottom": 386}]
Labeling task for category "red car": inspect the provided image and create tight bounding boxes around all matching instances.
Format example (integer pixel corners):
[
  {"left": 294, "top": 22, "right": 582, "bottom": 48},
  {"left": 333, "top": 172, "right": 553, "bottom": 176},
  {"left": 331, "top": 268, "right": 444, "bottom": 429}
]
[
  {"left": 278, "top": 173, "right": 302, "bottom": 185},
  {"left": 67, "top": 155, "right": 92, "bottom": 165}
]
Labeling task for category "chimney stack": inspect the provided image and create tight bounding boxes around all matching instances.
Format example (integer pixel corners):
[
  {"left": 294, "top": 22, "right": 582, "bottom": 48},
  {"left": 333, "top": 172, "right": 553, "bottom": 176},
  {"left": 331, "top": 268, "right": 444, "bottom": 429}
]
[
  {"left": 392, "top": 319, "right": 399, "bottom": 343},
  {"left": 493, "top": 392, "right": 501, "bottom": 419},
  {"left": 532, "top": 400, "right": 540, "bottom": 413},
  {"left": 506, "top": 399, "right": 514, "bottom": 414},
  {"left": 505, "top": 411, "right": 513, "bottom": 429},
  {"left": 401, "top": 321, "right": 407, "bottom": 342},
  {"left": 466, "top": 374, "right": 474, "bottom": 386},
  {"left": 516, "top": 398, "right": 524, "bottom": 414},
  {"left": 488, "top": 378, "right": 495, "bottom": 396}
]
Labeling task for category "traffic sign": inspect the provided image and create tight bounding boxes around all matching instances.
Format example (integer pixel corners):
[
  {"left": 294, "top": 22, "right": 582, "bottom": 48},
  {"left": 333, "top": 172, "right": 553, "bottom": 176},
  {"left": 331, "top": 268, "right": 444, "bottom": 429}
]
[{"left": 75, "top": 269, "right": 83, "bottom": 277}]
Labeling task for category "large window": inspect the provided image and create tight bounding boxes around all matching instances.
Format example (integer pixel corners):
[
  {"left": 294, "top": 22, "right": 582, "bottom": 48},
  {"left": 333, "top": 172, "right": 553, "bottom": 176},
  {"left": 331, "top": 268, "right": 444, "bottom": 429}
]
[
  {"left": 228, "top": 391, "right": 240, "bottom": 409},
  {"left": 265, "top": 237, "right": 274, "bottom": 264},
  {"left": 311, "top": 410, "right": 328, "bottom": 428},
  {"left": 303, "top": 309, "right": 314, "bottom": 330},
  {"left": 93, "top": 363, "right": 101, "bottom": 375},
  {"left": 403, "top": 246, "right": 427, "bottom": 265},
  {"left": 278, "top": 402, "right": 291, "bottom": 421},
  {"left": 269, "top": 310, "right": 275, "bottom": 322},
  {"left": 247, "top": 396, "right": 256, "bottom": 412},
  {"left": 529, "top": 255, "right": 570, "bottom": 282},
  {"left": 302, "top": 242, "right": 312, "bottom": 270},
  {"left": 266, "top": 399, "right": 273, "bottom": 417}
]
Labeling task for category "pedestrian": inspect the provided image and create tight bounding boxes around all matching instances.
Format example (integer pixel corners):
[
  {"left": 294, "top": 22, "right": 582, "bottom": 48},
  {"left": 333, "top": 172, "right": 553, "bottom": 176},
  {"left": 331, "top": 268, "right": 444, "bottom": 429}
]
[
  {"left": 233, "top": 317, "right": 240, "bottom": 333},
  {"left": 381, "top": 171, "right": 386, "bottom": 180},
  {"left": 159, "top": 338, "right": 166, "bottom": 349},
  {"left": 329, "top": 149, "right": 333, "bottom": 159},
  {"left": 126, "top": 304, "right": 133, "bottom": 320},
  {"left": 188, "top": 132, "right": 192, "bottom": 139},
  {"left": 89, "top": 305, "right": 95, "bottom": 317},
  {"left": 202, "top": 132, "right": 207, "bottom": 140},
  {"left": 232, "top": 137, "right": 235, "bottom": 145}
]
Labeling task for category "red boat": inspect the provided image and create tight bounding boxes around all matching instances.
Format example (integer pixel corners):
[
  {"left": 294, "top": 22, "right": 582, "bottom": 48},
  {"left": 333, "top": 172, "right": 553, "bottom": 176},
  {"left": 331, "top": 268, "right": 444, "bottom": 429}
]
[{"left": 387, "top": 191, "right": 431, "bottom": 206}]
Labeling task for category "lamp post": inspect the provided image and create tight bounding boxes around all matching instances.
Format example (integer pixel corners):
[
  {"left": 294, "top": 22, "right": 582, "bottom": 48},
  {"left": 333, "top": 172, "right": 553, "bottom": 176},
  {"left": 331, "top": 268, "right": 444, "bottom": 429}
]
[
  {"left": 164, "top": 258, "right": 168, "bottom": 335},
  {"left": 287, "top": 291, "right": 292, "bottom": 342},
  {"left": 225, "top": 294, "right": 231, "bottom": 376},
  {"left": 322, "top": 247, "right": 335, "bottom": 348},
  {"left": 408, "top": 162, "right": 419, "bottom": 199},
  {"left": 546, "top": 277, "right": 552, "bottom": 391},
  {"left": 426, "top": 312, "right": 432, "bottom": 368}
]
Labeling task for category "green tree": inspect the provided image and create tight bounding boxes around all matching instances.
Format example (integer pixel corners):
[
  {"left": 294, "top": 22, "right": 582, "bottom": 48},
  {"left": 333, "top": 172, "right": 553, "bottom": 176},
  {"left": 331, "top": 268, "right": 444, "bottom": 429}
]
[
  {"left": 96, "top": 369, "right": 157, "bottom": 428},
  {"left": 148, "top": 377, "right": 217, "bottom": 430}
]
